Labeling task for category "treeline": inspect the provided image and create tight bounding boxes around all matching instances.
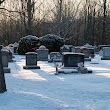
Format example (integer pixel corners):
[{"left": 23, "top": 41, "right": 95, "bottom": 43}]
[{"left": 0, "top": 0, "right": 110, "bottom": 46}]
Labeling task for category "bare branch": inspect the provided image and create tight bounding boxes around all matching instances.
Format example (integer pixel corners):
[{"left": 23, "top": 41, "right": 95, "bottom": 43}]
[
  {"left": 0, "top": 0, "right": 5, "bottom": 5},
  {"left": 0, "top": 7, "right": 21, "bottom": 13}
]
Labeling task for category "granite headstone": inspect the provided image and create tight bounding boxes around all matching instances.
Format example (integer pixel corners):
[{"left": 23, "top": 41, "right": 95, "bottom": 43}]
[
  {"left": 101, "top": 47, "right": 110, "bottom": 60},
  {"left": 23, "top": 52, "right": 40, "bottom": 69},
  {"left": 37, "top": 45, "right": 49, "bottom": 61}
]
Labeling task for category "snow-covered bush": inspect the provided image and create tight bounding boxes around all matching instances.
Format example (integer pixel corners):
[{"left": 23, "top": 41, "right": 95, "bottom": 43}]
[
  {"left": 39, "top": 34, "right": 64, "bottom": 52},
  {"left": 18, "top": 35, "right": 39, "bottom": 55}
]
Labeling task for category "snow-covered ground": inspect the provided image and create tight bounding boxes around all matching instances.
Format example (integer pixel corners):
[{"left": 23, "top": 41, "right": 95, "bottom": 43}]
[{"left": 1, "top": 54, "right": 110, "bottom": 110}]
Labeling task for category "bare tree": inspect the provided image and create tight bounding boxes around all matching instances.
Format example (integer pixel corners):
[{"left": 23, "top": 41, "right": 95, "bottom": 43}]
[
  {"left": 0, "top": 0, "right": 5, "bottom": 5},
  {"left": 102, "top": 0, "right": 107, "bottom": 44}
]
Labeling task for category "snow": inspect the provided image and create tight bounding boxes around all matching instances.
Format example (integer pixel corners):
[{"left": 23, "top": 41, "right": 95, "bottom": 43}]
[{"left": 1, "top": 54, "right": 110, "bottom": 110}]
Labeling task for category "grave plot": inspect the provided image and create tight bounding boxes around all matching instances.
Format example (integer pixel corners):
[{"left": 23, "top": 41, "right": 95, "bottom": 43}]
[{"left": 55, "top": 52, "right": 92, "bottom": 74}]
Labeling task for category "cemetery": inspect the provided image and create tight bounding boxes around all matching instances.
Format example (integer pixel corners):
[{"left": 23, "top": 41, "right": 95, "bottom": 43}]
[
  {"left": 1, "top": 0, "right": 110, "bottom": 109},
  {"left": 0, "top": 36, "right": 110, "bottom": 110}
]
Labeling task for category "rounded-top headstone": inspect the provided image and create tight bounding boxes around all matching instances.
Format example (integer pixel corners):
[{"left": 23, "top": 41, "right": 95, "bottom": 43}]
[
  {"left": 26, "top": 52, "right": 37, "bottom": 55},
  {"left": 39, "top": 45, "right": 46, "bottom": 50}
]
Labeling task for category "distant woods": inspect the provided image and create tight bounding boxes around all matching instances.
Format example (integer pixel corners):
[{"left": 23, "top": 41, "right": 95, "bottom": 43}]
[{"left": 0, "top": 0, "right": 110, "bottom": 46}]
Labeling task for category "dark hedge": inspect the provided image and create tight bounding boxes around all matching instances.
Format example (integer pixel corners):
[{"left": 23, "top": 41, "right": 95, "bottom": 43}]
[
  {"left": 39, "top": 34, "right": 64, "bottom": 52},
  {"left": 18, "top": 35, "right": 39, "bottom": 55}
]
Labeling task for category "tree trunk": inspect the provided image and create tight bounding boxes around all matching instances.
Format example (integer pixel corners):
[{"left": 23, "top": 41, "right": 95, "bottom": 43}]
[{"left": 102, "top": 0, "right": 107, "bottom": 44}]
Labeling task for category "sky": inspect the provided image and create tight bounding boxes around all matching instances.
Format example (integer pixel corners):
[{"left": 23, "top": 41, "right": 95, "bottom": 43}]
[{"left": 1, "top": 53, "right": 110, "bottom": 110}]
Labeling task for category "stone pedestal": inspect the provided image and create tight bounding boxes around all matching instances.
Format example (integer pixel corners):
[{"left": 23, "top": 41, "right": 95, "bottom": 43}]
[{"left": 23, "top": 52, "right": 40, "bottom": 69}]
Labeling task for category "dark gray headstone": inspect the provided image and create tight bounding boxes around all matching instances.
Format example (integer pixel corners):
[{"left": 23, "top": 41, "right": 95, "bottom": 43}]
[
  {"left": 62, "top": 52, "right": 84, "bottom": 68},
  {"left": 23, "top": 52, "right": 40, "bottom": 69}
]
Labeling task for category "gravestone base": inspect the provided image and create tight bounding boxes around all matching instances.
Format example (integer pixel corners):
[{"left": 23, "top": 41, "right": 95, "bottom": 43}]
[
  {"left": 60, "top": 67, "right": 78, "bottom": 69},
  {"left": 57, "top": 67, "right": 92, "bottom": 74},
  {"left": 84, "top": 58, "right": 91, "bottom": 61},
  {"left": 3, "top": 67, "right": 10, "bottom": 73},
  {"left": 48, "top": 59, "right": 62, "bottom": 62},
  {"left": 37, "top": 59, "right": 48, "bottom": 61},
  {"left": 23, "top": 65, "right": 40, "bottom": 69},
  {"left": 58, "top": 68, "right": 78, "bottom": 74},
  {"left": 101, "top": 57, "right": 110, "bottom": 60}
]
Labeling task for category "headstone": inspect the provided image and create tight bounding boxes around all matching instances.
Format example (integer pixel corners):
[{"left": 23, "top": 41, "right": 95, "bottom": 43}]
[
  {"left": 71, "top": 47, "right": 75, "bottom": 53},
  {"left": 23, "top": 52, "right": 40, "bottom": 69},
  {"left": 62, "top": 52, "right": 84, "bottom": 68},
  {"left": 80, "top": 47, "right": 90, "bottom": 58},
  {"left": 57, "top": 52, "right": 92, "bottom": 74},
  {"left": 4, "top": 46, "right": 14, "bottom": 62},
  {"left": 48, "top": 52, "right": 62, "bottom": 62},
  {"left": 1, "top": 49, "right": 10, "bottom": 73},
  {"left": 60, "top": 45, "right": 74, "bottom": 53},
  {"left": 0, "top": 45, "right": 7, "bottom": 93},
  {"left": 101, "top": 47, "right": 110, "bottom": 60},
  {"left": 75, "top": 46, "right": 81, "bottom": 53},
  {"left": 98, "top": 45, "right": 110, "bottom": 51},
  {"left": 88, "top": 48, "right": 95, "bottom": 58},
  {"left": 80, "top": 47, "right": 91, "bottom": 61},
  {"left": 37, "top": 45, "right": 49, "bottom": 61}
]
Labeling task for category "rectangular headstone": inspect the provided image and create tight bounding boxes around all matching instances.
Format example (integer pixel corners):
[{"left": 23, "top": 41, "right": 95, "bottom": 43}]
[
  {"left": 23, "top": 52, "right": 40, "bottom": 69},
  {"left": 101, "top": 47, "right": 110, "bottom": 60},
  {"left": 62, "top": 52, "right": 84, "bottom": 68},
  {"left": 37, "top": 49, "right": 48, "bottom": 61},
  {"left": 26, "top": 52, "right": 37, "bottom": 66}
]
